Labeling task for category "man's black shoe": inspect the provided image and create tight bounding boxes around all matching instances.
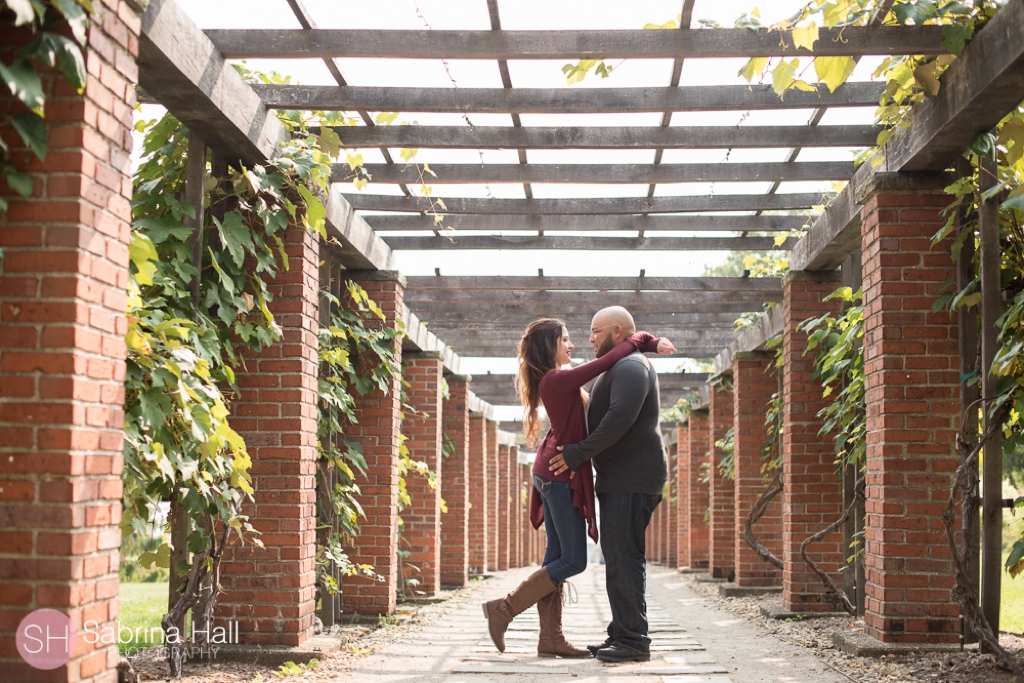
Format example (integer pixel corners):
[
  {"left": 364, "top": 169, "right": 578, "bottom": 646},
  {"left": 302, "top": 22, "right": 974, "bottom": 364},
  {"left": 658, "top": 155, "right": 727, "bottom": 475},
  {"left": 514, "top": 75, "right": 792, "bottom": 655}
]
[
  {"left": 595, "top": 643, "right": 651, "bottom": 663},
  {"left": 586, "top": 638, "right": 613, "bottom": 657}
]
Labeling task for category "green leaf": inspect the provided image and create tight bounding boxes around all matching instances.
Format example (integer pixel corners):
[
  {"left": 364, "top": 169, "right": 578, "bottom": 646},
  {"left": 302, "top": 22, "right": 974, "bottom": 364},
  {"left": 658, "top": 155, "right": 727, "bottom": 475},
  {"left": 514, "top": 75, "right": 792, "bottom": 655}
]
[
  {"left": 52, "top": 0, "right": 91, "bottom": 45},
  {"left": 940, "top": 23, "right": 973, "bottom": 56},
  {"left": 0, "top": 59, "right": 46, "bottom": 114},
  {"left": 968, "top": 132, "right": 996, "bottom": 161},
  {"left": 4, "top": 168, "right": 33, "bottom": 196},
  {"left": 129, "top": 233, "right": 159, "bottom": 286},
  {"left": 8, "top": 112, "right": 47, "bottom": 160},
  {"left": 7, "top": 0, "right": 37, "bottom": 25},
  {"left": 814, "top": 56, "right": 857, "bottom": 93},
  {"left": 21, "top": 33, "right": 87, "bottom": 91},
  {"left": 1004, "top": 193, "right": 1024, "bottom": 212},
  {"left": 214, "top": 212, "right": 253, "bottom": 267}
]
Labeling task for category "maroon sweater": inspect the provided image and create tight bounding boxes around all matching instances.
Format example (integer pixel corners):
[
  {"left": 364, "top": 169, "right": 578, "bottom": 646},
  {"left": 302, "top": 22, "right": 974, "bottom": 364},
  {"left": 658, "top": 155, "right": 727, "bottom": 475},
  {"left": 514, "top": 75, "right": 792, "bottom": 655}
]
[{"left": 530, "top": 332, "right": 660, "bottom": 542}]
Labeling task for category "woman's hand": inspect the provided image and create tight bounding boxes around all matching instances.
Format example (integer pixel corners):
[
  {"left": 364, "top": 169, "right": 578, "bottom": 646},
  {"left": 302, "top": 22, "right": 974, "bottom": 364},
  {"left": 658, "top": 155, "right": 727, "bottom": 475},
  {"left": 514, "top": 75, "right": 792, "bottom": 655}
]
[{"left": 657, "top": 337, "right": 677, "bottom": 355}]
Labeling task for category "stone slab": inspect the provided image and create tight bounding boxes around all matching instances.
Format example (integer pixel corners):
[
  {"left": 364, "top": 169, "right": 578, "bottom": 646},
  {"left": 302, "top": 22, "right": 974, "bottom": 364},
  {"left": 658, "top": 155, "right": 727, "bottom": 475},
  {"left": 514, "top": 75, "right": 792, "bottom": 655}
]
[
  {"left": 694, "top": 574, "right": 728, "bottom": 583},
  {"left": 832, "top": 630, "right": 962, "bottom": 657},
  {"left": 717, "top": 585, "right": 782, "bottom": 598},
  {"left": 637, "top": 665, "right": 729, "bottom": 674},
  {"left": 452, "top": 663, "right": 571, "bottom": 674},
  {"left": 662, "top": 676, "right": 733, "bottom": 683},
  {"left": 202, "top": 634, "right": 340, "bottom": 666},
  {"left": 759, "top": 603, "right": 849, "bottom": 620},
  {"left": 661, "top": 654, "right": 719, "bottom": 665}
]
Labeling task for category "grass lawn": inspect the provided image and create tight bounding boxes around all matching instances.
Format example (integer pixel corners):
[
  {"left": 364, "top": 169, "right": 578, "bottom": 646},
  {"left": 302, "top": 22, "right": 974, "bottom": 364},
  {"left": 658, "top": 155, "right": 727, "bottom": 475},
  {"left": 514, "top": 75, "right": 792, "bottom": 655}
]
[
  {"left": 1003, "top": 564, "right": 1024, "bottom": 635},
  {"left": 118, "top": 582, "right": 168, "bottom": 655}
]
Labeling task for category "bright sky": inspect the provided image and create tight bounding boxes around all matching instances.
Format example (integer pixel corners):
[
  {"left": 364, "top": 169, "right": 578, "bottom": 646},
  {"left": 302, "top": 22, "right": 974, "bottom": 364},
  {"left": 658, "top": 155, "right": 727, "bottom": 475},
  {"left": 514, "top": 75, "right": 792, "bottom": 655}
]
[{"left": 139, "top": 1, "right": 883, "bottom": 416}]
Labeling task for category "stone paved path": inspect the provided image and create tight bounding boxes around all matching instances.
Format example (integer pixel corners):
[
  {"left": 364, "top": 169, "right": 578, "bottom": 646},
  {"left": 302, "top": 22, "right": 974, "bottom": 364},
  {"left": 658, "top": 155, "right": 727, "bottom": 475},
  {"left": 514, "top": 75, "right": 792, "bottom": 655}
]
[{"left": 333, "top": 562, "right": 845, "bottom": 683}]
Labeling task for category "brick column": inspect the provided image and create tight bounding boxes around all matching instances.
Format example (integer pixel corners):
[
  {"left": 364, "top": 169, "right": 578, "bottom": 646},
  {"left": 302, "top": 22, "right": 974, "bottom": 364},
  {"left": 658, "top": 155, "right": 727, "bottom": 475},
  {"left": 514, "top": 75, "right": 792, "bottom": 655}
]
[
  {"left": 781, "top": 270, "right": 844, "bottom": 612},
  {"left": 666, "top": 442, "right": 678, "bottom": 568},
  {"left": 400, "top": 351, "right": 443, "bottom": 597},
  {"left": 335, "top": 271, "right": 404, "bottom": 616},
  {"left": 733, "top": 352, "right": 783, "bottom": 587},
  {"left": 521, "top": 464, "right": 532, "bottom": 567},
  {"left": 440, "top": 375, "right": 470, "bottom": 587},
  {"left": 220, "top": 221, "right": 319, "bottom": 644},
  {"left": 859, "top": 174, "right": 960, "bottom": 643},
  {"left": 509, "top": 446, "right": 521, "bottom": 568},
  {"left": 684, "top": 410, "right": 710, "bottom": 569},
  {"left": 708, "top": 383, "right": 735, "bottom": 580},
  {"left": 0, "top": 4, "right": 139, "bottom": 680},
  {"left": 467, "top": 414, "right": 489, "bottom": 575},
  {"left": 496, "top": 444, "right": 510, "bottom": 571},
  {"left": 676, "top": 424, "right": 691, "bottom": 569},
  {"left": 486, "top": 420, "right": 500, "bottom": 572}
]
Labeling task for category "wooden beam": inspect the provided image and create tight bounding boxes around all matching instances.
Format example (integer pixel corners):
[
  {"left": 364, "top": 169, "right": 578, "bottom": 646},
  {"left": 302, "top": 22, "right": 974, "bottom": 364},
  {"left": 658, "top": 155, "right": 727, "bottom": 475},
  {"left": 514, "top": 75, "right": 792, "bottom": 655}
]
[
  {"left": 412, "top": 310, "right": 762, "bottom": 325},
  {"left": 366, "top": 214, "right": 809, "bottom": 233},
  {"left": 326, "top": 125, "right": 878, "bottom": 150},
  {"left": 257, "top": 82, "right": 884, "bottom": 114},
  {"left": 883, "top": 0, "right": 1024, "bottom": 172},
  {"left": 350, "top": 161, "right": 854, "bottom": 185},
  {"left": 405, "top": 293, "right": 776, "bottom": 310},
  {"left": 138, "top": 0, "right": 287, "bottom": 164},
  {"left": 405, "top": 275, "right": 780, "bottom": 292},
  {"left": 384, "top": 235, "right": 797, "bottom": 251},
  {"left": 345, "top": 193, "right": 828, "bottom": 215},
  {"left": 456, "top": 344, "right": 723, "bottom": 359},
  {"left": 205, "top": 26, "right": 948, "bottom": 59},
  {"left": 138, "top": 0, "right": 396, "bottom": 272},
  {"left": 470, "top": 371, "right": 710, "bottom": 405},
  {"left": 790, "top": 0, "right": 1024, "bottom": 273}
]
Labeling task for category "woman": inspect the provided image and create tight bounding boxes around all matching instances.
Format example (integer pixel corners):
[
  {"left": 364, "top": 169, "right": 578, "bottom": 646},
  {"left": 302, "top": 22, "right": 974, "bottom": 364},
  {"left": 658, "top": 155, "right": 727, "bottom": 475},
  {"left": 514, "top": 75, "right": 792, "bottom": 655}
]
[{"left": 482, "top": 319, "right": 674, "bottom": 657}]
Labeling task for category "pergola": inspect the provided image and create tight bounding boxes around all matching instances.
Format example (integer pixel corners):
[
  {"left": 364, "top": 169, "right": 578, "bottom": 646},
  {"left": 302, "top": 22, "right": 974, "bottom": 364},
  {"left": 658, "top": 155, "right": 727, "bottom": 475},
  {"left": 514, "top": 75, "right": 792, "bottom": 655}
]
[{"left": 3, "top": 0, "right": 1024, "bottom": 679}]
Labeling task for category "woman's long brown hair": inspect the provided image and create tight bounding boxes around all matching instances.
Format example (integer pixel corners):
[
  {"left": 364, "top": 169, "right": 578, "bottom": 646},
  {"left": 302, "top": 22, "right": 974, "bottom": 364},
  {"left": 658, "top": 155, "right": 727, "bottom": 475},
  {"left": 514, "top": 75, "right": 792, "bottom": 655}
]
[{"left": 514, "top": 318, "right": 565, "bottom": 447}]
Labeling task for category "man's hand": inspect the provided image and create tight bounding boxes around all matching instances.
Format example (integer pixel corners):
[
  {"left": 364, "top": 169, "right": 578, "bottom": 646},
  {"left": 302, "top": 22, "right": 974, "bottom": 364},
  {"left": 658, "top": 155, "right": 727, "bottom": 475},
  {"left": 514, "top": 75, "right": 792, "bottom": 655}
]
[
  {"left": 550, "top": 447, "right": 575, "bottom": 479},
  {"left": 657, "top": 337, "right": 677, "bottom": 355}
]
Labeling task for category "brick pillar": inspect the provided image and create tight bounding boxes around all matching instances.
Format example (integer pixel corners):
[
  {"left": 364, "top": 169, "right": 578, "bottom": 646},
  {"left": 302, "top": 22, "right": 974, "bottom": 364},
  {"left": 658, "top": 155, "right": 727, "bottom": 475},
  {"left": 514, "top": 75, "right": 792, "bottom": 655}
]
[
  {"left": 666, "top": 442, "right": 678, "bottom": 568},
  {"left": 496, "top": 444, "right": 510, "bottom": 571},
  {"left": 685, "top": 410, "right": 710, "bottom": 569},
  {"left": 440, "top": 375, "right": 470, "bottom": 587},
  {"left": 708, "top": 384, "right": 735, "bottom": 580},
  {"left": 733, "top": 352, "right": 783, "bottom": 587},
  {"left": 467, "top": 414, "right": 489, "bottom": 575},
  {"left": 781, "top": 270, "right": 844, "bottom": 612},
  {"left": 0, "top": 4, "right": 139, "bottom": 680},
  {"left": 220, "top": 222, "right": 319, "bottom": 644},
  {"left": 677, "top": 424, "right": 691, "bottom": 569},
  {"left": 521, "top": 464, "right": 532, "bottom": 567},
  {"left": 486, "top": 420, "right": 500, "bottom": 572},
  {"left": 509, "top": 447, "right": 521, "bottom": 568},
  {"left": 336, "top": 271, "right": 404, "bottom": 616},
  {"left": 400, "top": 351, "right": 443, "bottom": 597},
  {"left": 859, "top": 174, "right": 960, "bottom": 643}
]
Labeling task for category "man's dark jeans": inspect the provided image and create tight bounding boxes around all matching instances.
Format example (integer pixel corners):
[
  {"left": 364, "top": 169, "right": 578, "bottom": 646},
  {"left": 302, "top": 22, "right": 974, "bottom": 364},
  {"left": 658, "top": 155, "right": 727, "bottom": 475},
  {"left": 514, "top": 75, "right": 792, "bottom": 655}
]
[{"left": 597, "top": 491, "right": 661, "bottom": 652}]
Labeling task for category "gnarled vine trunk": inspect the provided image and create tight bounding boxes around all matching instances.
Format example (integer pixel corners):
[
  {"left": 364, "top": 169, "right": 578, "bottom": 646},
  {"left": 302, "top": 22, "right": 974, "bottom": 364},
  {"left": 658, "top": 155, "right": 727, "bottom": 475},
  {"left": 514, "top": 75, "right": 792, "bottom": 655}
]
[
  {"left": 798, "top": 475, "right": 864, "bottom": 616},
  {"left": 742, "top": 468, "right": 784, "bottom": 570}
]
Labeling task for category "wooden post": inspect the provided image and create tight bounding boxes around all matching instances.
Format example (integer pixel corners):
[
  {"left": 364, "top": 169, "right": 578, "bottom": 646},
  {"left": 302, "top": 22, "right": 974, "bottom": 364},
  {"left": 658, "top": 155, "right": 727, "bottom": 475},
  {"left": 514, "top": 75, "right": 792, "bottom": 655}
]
[
  {"left": 185, "top": 133, "right": 206, "bottom": 306},
  {"left": 979, "top": 155, "right": 1002, "bottom": 642}
]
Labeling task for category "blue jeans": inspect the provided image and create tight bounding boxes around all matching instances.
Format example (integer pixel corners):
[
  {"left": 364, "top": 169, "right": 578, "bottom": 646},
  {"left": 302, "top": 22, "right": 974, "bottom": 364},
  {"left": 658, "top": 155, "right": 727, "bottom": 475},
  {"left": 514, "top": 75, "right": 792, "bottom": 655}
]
[
  {"left": 598, "top": 491, "right": 661, "bottom": 652},
  {"left": 533, "top": 474, "right": 587, "bottom": 583}
]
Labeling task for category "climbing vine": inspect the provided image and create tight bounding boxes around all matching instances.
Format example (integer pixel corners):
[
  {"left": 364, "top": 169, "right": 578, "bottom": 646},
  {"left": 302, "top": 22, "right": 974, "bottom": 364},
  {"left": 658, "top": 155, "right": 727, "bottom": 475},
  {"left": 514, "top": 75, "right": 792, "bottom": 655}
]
[{"left": 0, "top": 0, "right": 92, "bottom": 212}]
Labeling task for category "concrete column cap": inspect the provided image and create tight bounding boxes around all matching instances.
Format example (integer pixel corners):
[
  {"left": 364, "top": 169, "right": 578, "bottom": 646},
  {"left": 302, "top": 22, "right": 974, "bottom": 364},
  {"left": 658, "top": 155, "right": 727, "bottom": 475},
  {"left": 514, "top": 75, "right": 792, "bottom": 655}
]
[
  {"left": 346, "top": 269, "right": 407, "bottom": 288},
  {"left": 854, "top": 171, "right": 956, "bottom": 204}
]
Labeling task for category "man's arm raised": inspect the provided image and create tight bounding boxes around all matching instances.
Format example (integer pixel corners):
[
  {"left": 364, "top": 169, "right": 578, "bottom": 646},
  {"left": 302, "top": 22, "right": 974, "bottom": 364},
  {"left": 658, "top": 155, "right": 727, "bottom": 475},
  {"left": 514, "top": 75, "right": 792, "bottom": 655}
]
[{"left": 551, "top": 357, "right": 650, "bottom": 475}]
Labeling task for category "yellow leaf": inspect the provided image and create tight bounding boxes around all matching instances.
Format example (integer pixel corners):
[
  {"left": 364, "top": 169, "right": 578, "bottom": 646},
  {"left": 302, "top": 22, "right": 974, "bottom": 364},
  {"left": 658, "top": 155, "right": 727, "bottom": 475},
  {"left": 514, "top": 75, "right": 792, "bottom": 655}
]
[
  {"left": 774, "top": 232, "right": 789, "bottom": 247},
  {"left": 375, "top": 111, "right": 399, "bottom": 125},
  {"left": 792, "top": 22, "right": 819, "bottom": 52},
  {"left": 352, "top": 177, "right": 368, "bottom": 191},
  {"left": 814, "top": 56, "right": 857, "bottom": 93},
  {"left": 739, "top": 57, "right": 769, "bottom": 83},
  {"left": 913, "top": 62, "right": 941, "bottom": 97},
  {"left": 400, "top": 147, "right": 418, "bottom": 162}
]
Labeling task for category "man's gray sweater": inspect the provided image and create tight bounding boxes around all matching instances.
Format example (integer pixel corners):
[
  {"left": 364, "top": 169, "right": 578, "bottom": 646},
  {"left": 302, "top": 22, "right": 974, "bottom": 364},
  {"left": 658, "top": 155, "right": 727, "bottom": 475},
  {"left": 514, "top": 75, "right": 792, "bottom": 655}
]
[{"left": 560, "top": 351, "right": 667, "bottom": 495}]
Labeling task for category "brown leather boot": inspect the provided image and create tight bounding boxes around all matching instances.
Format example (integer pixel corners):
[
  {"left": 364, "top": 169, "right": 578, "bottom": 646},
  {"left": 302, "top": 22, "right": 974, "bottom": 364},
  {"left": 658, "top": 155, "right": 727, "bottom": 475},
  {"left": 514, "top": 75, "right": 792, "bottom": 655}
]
[
  {"left": 482, "top": 568, "right": 557, "bottom": 652},
  {"left": 537, "top": 582, "right": 590, "bottom": 658}
]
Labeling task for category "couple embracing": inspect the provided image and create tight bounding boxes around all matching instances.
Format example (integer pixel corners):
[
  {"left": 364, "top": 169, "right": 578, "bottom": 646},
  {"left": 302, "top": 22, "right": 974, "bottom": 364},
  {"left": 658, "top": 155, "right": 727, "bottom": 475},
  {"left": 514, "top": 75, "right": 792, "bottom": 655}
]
[{"left": 482, "top": 306, "right": 675, "bottom": 663}]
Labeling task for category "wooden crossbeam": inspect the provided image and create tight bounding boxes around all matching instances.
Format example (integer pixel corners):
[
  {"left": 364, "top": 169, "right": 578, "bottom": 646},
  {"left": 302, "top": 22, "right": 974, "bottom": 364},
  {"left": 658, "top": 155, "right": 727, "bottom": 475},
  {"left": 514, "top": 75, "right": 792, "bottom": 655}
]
[
  {"left": 257, "top": 82, "right": 883, "bottom": 114},
  {"left": 348, "top": 161, "right": 854, "bottom": 185},
  {"left": 412, "top": 311, "right": 746, "bottom": 325},
  {"left": 469, "top": 371, "right": 709, "bottom": 405},
  {"left": 205, "top": 26, "right": 947, "bottom": 59},
  {"left": 345, "top": 193, "right": 827, "bottom": 215},
  {"left": 325, "top": 125, "right": 878, "bottom": 150},
  {"left": 455, "top": 344, "right": 721, "bottom": 358},
  {"left": 366, "top": 214, "right": 809, "bottom": 233},
  {"left": 404, "top": 292, "right": 777, "bottom": 309},
  {"left": 383, "top": 236, "right": 797, "bottom": 251},
  {"left": 405, "top": 275, "right": 780, "bottom": 291}
]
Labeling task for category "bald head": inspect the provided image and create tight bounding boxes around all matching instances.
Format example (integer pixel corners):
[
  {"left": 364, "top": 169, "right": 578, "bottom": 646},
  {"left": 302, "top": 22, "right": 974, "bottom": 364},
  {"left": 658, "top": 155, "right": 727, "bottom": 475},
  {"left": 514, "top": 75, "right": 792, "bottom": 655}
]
[{"left": 590, "top": 306, "right": 636, "bottom": 357}]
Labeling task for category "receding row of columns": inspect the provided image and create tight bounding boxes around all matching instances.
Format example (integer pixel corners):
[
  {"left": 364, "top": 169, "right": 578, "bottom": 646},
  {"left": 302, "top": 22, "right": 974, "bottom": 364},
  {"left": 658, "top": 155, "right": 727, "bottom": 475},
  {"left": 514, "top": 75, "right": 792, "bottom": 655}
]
[
  {"left": 215, "top": 267, "right": 546, "bottom": 645},
  {"left": 653, "top": 176, "right": 962, "bottom": 646}
]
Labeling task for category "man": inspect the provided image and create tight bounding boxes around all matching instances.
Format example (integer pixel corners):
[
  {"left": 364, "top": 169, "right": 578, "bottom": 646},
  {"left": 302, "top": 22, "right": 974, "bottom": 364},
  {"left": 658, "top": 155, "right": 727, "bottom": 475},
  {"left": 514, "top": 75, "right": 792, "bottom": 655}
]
[{"left": 549, "top": 306, "right": 668, "bottom": 663}]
